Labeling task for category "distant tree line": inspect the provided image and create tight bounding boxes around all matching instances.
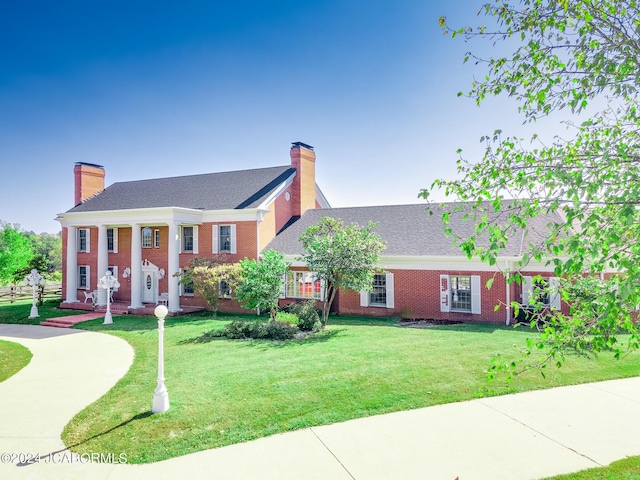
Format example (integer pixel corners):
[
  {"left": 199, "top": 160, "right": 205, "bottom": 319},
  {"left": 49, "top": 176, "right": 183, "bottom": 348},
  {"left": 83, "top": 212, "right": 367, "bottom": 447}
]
[{"left": 0, "top": 221, "right": 62, "bottom": 285}]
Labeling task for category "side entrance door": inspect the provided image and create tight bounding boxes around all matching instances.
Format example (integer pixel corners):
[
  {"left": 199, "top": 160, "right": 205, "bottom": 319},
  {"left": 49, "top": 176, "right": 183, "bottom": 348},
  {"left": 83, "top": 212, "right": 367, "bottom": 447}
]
[{"left": 141, "top": 260, "right": 159, "bottom": 304}]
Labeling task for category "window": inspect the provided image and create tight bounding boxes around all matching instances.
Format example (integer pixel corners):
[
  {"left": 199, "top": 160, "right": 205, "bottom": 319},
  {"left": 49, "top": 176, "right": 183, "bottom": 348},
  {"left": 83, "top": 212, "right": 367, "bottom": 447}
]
[
  {"left": 360, "top": 273, "right": 395, "bottom": 308},
  {"left": 181, "top": 269, "right": 194, "bottom": 296},
  {"left": 154, "top": 229, "right": 160, "bottom": 248},
  {"left": 219, "top": 280, "right": 232, "bottom": 298},
  {"left": 78, "top": 229, "right": 89, "bottom": 252},
  {"left": 285, "top": 271, "right": 323, "bottom": 299},
  {"left": 212, "top": 224, "right": 236, "bottom": 254},
  {"left": 219, "top": 225, "right": 231, "bottom": 252},
  {"left": 182, "top": 226, "right": 193, "bottom": 252},
  {"left": 107, "top": 228, "right": 118, "bottom": 252},
  {"left": 78, "top": 265, "right": 90, "bottom": 290},
  {"left": 439, "top": 274, "right": 481, "bottom": 314},
  {"left": 142, "top": 228, "right": 152, "bottom": 248},
  {"left": 369, "top": 274, "right": 387, "bottom": 306},
  {"left": 107, "top": 266, "right": 118, "bottom": 278},
  {"left": 450, "top": 276, "right": 472, "bottom": 312},
  {"left": 523, "top": 276, "right": 561, "bottom": 310}
]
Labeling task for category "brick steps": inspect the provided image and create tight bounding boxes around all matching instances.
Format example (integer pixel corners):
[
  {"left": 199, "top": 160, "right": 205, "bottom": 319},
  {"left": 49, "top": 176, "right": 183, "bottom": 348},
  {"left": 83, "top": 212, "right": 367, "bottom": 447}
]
[{"left": 40, "top": 312, "right": 105, "bottom": 328}]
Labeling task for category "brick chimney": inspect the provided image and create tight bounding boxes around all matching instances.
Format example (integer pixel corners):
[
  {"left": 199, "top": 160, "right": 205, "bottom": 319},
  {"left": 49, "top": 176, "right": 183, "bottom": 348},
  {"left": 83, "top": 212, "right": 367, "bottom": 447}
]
[
  {"left": 290, "top": 142, "right": 316, "bottom": 216},
  {"left": 74, "top": 162, "right": 105, "bottom": 206}
]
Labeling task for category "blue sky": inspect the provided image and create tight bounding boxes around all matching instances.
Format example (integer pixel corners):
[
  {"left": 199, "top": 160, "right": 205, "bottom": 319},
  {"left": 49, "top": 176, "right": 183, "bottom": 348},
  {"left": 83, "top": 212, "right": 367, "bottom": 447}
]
[{"left": 0, "top": 0, "right": 548, "bottom": 233}]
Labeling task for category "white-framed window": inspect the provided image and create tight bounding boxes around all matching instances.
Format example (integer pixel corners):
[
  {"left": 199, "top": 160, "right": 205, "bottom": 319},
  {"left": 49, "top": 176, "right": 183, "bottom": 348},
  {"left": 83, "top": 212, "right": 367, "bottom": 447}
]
[
  {"left": 180, "top": 268, "right": 195, "bottom": 296},
  {"left": 285, "top": 271, "right": 324, "bottom": 300},
  {"left": 360, "top": 273, "right": 394, "bottom": 308},
  {"left": 78, "top": 228, "right": 90, "bottom": 253},
  {"left": 107, "top": 228, "right": 118, "bottom": 253},
  {"left": 154, "top": 229, "right": 160, "bottom": 248},
  {"left": 107, "top": 265, "right": 118, "bottom": 278},
  {"left": 439, "top": 274, "right": 481, "bottom": 314},
  {"left": 142, "top": 227, "right": 152, "bottom": 248},
  {"left": 212, "top": 224, "right": 236, "bottom": 254},
  {"left": 78, "top": 265, "right": 90, "bottom": 290},
  {"left": 180, "top": 226, "right": 198, "bottom": 254},
  {"left": 522, "top": 276, "right": 561, "bottom": 310},
  {"left": 219, "top": 280, "right": 232, "bottom": 299}
]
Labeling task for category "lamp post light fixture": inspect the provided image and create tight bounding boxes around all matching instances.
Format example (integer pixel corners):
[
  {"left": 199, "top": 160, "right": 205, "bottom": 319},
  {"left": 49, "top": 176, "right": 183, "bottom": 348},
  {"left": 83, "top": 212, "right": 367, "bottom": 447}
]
[
  {"left": 152, "top": 304, "right": 170, "bottom": 413},
  {"left": 23, "top": 269, "right": 45, "bottom": 319},
  {"left": 98, "top": 270, "right": 120, "bottom": 325}
]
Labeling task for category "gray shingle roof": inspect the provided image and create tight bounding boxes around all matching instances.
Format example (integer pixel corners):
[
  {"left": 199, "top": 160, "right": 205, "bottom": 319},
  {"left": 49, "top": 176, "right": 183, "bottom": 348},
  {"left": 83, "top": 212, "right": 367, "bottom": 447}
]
[
  {"left": 67, "top": 166, "right": 295, "bottom": 213},
  {"left": 266, "top": 203, "right": 564, "bottom": 257}
]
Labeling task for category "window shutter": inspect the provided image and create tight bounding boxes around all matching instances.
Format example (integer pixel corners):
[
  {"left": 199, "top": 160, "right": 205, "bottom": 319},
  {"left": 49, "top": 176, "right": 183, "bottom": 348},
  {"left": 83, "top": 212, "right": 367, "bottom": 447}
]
[
  {"left": 360, "top": 289, "right": 369, "bottom": 307},
  {"left": 230, "top": 224, "right": 237, "bottom": 254},
  {"left": 192, "top": 226, "right": 199, "bottom": 254},
  {"left": 522, "top": 276, "right": 533, "bottom": 305},
  {"left": 439, "top": 274, "right": 450, "bottom": 312},
  {"left": 279, "top": 274, "right": 286, "bottom": 299},
  {"left": 320, "top": 279, "right": 326, "bottom": 301},
  {"left": 113, "top": 228, "right": 118, "bottom": 253},
  {"left": 212, "top": 225, "right": 219, "bottom": 254},
  {"left": 471, "top": 275, "right": 481, "bottom": 315},
  {"left": 86, "top": 265, "right": 91, "bottom": 290},
  {"left": 178, "top": 226, "right": 183, "bottom": 254},
  {"left": 549, "top": 277, "right": 561, "bottom": 310},
  {"left": 385, "top": 273, "right": 395, "bottom": 309},
  {"left": 86, "top": 229, "right": 91, "bottom": 253}
]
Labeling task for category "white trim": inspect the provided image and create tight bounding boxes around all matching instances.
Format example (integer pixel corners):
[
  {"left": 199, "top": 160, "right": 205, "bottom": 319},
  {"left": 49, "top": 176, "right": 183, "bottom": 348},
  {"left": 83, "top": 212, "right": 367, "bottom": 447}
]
[
  {"left": 385, "top": 272, "right": 395, "bottom": 309},
  {"left": 549, "top": 276, "right": 561, "bottom": 310},
  {"left": 315, "top": 184, "right": 331, "bottom": 208},
  {"left": 212, "top": 225, "right": 219, "bottom": 253},
  {"left": 154, "top": 229, "right": 160, "bottom": 248},
  {"left": 193, "top": 225, "right": 199, "bottom": 254},
  {"left": 230, "top": 224, "right": 237, "bottom": 254},
  {"left": 360, "top": 289, "right": 369, "bottom": 307},
  {"left": 522, "top": 276, "right": 533, "bottom": 305},
  {"left": 255, "top": 173, "right": 296, "bottom": 210},
  {"left": 439, "top": 274, "right": 450, "bottom": 313},
  {"left": 470, "top": 275, "right": 481, "bottom": 314}
]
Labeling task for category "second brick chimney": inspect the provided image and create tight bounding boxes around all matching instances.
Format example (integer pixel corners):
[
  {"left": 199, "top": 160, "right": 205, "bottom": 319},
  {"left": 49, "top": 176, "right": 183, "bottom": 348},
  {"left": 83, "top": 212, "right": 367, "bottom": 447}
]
[
  {"left": 74, "top": 162, "right": 105, "bottom": 206},
  {"left": 290, "top": 142, "right": 316, "bottom": 217}
]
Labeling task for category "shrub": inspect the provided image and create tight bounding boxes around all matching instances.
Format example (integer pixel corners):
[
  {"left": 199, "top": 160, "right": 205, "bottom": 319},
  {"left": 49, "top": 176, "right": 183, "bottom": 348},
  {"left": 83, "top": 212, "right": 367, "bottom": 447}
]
[
  {"left": 220, "top": 319, "right": 298, "bottom": 340},
  {"left": 276, "top": 312, "right": 299, "bottom": 326},
  {"left": 262, "top": 321, "right": 298, "bottom": 340},
  {"left": 290, "top": 300, "right": 322, "bottom": 331}
]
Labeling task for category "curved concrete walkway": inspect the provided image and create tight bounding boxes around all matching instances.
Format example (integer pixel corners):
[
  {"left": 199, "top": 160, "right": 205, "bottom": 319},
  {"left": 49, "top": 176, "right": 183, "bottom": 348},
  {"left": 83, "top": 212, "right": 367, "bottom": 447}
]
[{"left": 1, "top": 324, "right": 640, "bottom": 480}]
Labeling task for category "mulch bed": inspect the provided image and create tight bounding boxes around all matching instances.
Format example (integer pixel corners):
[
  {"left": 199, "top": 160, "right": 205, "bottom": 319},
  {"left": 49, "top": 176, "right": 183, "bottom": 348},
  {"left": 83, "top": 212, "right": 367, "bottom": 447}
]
[{"left": 398, "top": 318, "right": 464, "bottom": 328}]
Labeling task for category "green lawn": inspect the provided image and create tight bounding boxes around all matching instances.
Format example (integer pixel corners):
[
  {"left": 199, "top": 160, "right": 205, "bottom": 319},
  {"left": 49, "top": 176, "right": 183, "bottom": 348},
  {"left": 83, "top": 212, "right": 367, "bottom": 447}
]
[
  {"left": 0, "top": 298, "right": 85, "bottom": 325},
  {"left": 540, "top": 456, "right": 640, "bottom": 480},
  {"left": 0, "top": 339, "right": 32, "bottom": 382},
  {"left": 60, "top": 313, "right": 640, "bottom": 464}
]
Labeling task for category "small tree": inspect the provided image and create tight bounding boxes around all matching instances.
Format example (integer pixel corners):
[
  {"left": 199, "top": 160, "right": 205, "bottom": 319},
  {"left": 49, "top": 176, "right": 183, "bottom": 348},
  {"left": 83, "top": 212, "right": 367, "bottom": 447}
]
[
  {"left": 235, "top": 250, "right": 290, "bottom": 321},
  {"left": 0, "top": 222, "right": 34, "bottom": 286},
  {"left": 299, "top": 217, "right": 386, "bottom": 326},
  {"left": 180, "top": 257, "right": 241, "bottom": 316}
]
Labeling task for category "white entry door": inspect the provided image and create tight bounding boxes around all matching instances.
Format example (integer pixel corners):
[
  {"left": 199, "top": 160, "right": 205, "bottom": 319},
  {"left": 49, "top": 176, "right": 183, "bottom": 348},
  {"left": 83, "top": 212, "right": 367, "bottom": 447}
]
[{"left": 142, "top": 271, "right": 157, "bottom": 304}]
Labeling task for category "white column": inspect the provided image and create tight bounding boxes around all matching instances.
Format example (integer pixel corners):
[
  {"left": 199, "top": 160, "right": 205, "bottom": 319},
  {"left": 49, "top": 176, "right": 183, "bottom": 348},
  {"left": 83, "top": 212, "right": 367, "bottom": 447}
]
[
  {"left": 129, "top": 224, "right": 143, "bottom": 309},
  {"left": 168, "top": 223, "right": 182, "bottom": 312},
  {"left": 65, "top": 226, "right": 78, "bottom": 303},
  {"left": 96, "top": 225, "right": 108, "bottom": 306}
]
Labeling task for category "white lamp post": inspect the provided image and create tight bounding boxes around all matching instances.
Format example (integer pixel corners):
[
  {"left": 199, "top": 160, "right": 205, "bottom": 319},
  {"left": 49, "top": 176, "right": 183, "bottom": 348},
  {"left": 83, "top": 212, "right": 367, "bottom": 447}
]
[
  {"left": 152, "top": 304, "right": 170, "bottom": 413},
  {"left": 23, "top": 269, "right": 45, "bottom": 319},
  {"left": 98, "top": 271, "right": 120, "bottom": 325}
]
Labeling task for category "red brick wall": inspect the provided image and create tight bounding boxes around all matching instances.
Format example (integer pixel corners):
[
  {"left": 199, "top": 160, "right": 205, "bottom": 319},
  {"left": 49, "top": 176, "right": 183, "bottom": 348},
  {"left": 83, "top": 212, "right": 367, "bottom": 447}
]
[
  {"left": 336, "top": 269, "right": 511, "bottom": 324},
  {"left": 74, "top": 164, "right": 104, "bottom": 206}
]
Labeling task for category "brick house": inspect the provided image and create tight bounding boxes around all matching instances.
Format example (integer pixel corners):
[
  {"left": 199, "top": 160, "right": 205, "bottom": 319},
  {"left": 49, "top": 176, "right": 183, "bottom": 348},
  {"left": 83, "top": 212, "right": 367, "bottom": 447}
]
[{"left": 57, "top": 142, "right": 564, "bottom": 324}]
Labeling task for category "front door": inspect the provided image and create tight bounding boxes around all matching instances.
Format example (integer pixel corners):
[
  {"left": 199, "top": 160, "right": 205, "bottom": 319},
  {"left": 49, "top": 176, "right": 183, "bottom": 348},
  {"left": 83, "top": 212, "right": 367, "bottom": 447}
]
[{"left": 142, "top": 272, "right": 156, "bottom": 303}]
